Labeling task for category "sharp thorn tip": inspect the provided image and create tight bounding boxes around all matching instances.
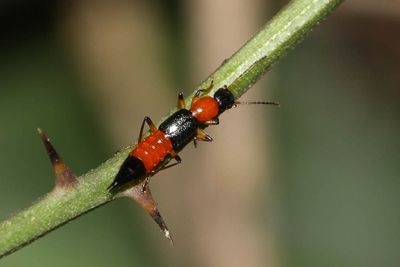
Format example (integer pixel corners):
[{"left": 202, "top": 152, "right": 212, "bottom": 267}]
[{"left": 38, "top": 128, "right": 78, "bottom": 189}]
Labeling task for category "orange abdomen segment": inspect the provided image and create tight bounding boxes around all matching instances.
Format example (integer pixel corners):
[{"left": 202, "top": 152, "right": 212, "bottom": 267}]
[
  {"left": 189, "top": 96, "right": 219, "bottom": 122},
  {"left": 130, "top": 130, "right": 173, "bottom": 173}
]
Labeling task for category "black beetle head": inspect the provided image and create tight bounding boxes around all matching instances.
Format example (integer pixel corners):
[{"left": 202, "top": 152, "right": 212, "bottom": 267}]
[{"left": 213, "top": 88, "right": 235, "bottom": 112}]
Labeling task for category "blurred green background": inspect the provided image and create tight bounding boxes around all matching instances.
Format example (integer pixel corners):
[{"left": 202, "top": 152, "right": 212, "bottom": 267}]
[{"left": 1, "top": 0, "right": 399, "bottom": 266}]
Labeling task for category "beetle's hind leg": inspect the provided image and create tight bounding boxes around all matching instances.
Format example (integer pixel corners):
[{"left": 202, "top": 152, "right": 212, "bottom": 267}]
[
  {"left": 141, "top": 150, "right": 182, "bottom": 192},
  {"left": 114, "top": 116, "right": 158, "bottom": 156}
]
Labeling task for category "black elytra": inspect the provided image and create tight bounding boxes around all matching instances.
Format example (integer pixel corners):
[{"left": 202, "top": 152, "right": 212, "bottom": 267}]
[{"left": 159, "top": 109, "right": 198, "bottom": 148}]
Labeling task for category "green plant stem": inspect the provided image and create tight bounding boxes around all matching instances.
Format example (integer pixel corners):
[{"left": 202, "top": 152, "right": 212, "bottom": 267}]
[{"left": 0, "top": 0, "right": 344, "bottom": 258}]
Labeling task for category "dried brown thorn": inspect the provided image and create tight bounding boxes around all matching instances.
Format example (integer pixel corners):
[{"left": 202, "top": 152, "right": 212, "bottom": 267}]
[
  {"left": 38, "top": 128, "right": 78, "bottom": 189},
  {"left": 122, "top": 182, "right": 174, "bottom": 246}
]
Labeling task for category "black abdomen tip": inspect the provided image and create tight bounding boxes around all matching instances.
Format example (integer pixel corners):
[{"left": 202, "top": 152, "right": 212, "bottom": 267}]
[{"left": 108, "top": 155, "right": 147, "bottom": 192}]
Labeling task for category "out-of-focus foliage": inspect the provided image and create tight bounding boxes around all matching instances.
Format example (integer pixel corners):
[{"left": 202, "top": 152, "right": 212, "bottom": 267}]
[
  {"left": 275, "top": 13, "right": 400, "bottom": 267},
  {"left": 1, "top": 1, "right": 399, "bottom": 267},
  {"left": 0, "top": 1, "right": 165, "bottom": 266}
]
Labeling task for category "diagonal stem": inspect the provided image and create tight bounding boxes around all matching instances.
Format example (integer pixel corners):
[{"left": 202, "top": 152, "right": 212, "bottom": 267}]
[{"left": 0, "top": 0, "right": 345, "bottom": 258}]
